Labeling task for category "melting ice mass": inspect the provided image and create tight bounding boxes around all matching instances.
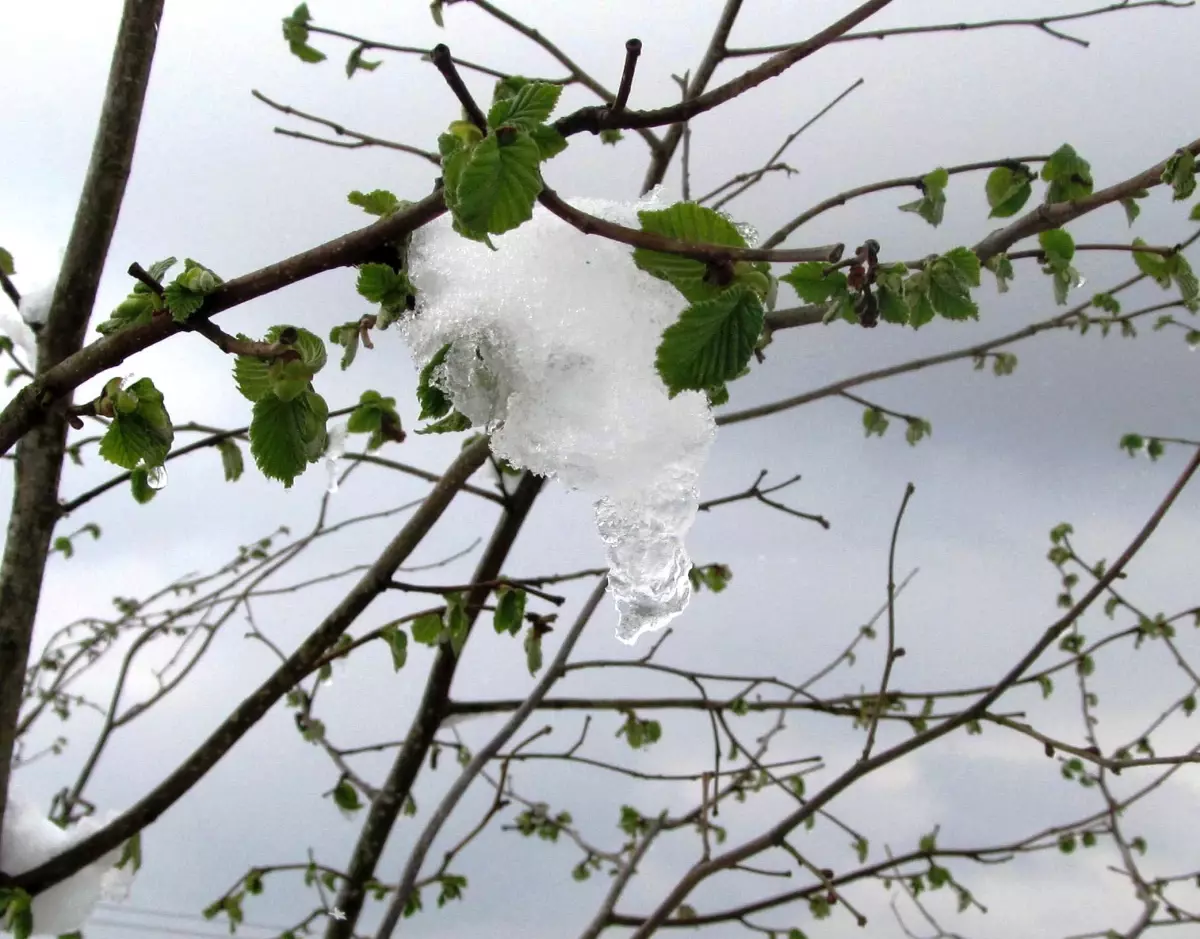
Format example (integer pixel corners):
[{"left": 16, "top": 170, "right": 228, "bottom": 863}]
[{"left": 402, "top": 192, "right": 715, "bottom": 644}]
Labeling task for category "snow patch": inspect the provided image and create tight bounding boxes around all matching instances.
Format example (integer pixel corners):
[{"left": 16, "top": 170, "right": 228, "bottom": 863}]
[{"left": 402, "top": 192, "right": 715, "bottom": 643}]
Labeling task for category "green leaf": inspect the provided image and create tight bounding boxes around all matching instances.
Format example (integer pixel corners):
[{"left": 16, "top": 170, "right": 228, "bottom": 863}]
[
  {"left": 411, "top": 612, "right": 444, "bottom": 646},
  {"left": 600, "top": 128, "right": 624, "bottom": 146},
  {"left": 282, "top": 3, "right": 326, "bottom": 63},
  {"left": 487, "top": 81, "right": 562, "bottom": 130},
  {"left": 0, "top": 247, "right": 14, "bottom": 275},
  {"left": 862, "top": 407, "right": 888, "bottom": 438},
  {"left": 1042, "top": 144, "right": 1093, "bottom": 203},
  {"left": 415, "top": 410, "right": 472, "bottom": 435},
  {"left": 445, "top": 593, "right": 469, "bottom": 657},
  {"left": 382, "top": 625, "right": 408, "bottom": 670},
  {"left": 875, "top": 264, "right": 909, "bottom": 324},
  {"left": 494, "top": 586, "right": 526, "bottom": 635},
  {"left": 985, "top": 165, "right": 1033, "bottom": 218},
  {"left": 163, "top": 259, "right": 222, "bottom": 323},
  {"left": 524, "top": 626, "right": 544, "bottom": 675},
  {"left": 1169, "top": 252, "right": 1199, "bottom": 309},
  {"left": 216, "top": 438, "right": 244, "bottom": 482},
  {"left": 1191, "top": 201, "right": 1200, "bottom": 221},
  {"left": 345, "top": 44, "right": 381, "bottom": 78},
  {"left": 781, "top": 262, "right": 848, "bottom": 304},
  {"left": 655, "top": 285, "right": 764, "bottom": 396},
  {"left": 928, "top": 259, "right": 979, "bottom": 320},
  {"left": 905, "top": 417, "right": 932, "bottom": 446},
  {"left": 99, "top": 378, "right": 174, "bottom": 470},
  {"left": 233, "top": 350, "right": 271, "bottom": 402},
  {"left": 357, "top": 263, "right": 414, "bottom": 311},
  {"left": 1120, "top": 433, "right": 1145, "bottom": 456},
  {"left": 985, "top": 253, "right": 1014, "bottom": 293},
  {"left": 130, "top": 466, "right": 157, "bottom": 504},
  {"left": 1039, "top": 228, "right": 1075, "bottom": 266},
  {"left": 1132, "top": 239, "right": 1172, "bottom": 288},
  {"left": 116, "top": 831, "right": 142, "bottom": 872},
  {"left": 1121, "top": 189, "right": 1149, "bottom": 226},
  {"left": 1162, "top": 148, "right": 1197, "bottom": 201},
  {"left": 454, "top": 130, "right": 544, "bottom": 236},
  {"left": 329, "top": 321, "right": 362, "bottom": 370},
  {"left": 53, "top": 536, "right": 73, "bottom": 558},
  {"left": 898, "top": 168, "right": 949, "bottom": 227},
  {"left": 332, "top": 779, "right": 362, "bottom": 815},
  {"left": 249, "top": 390, "right": 328, "bottom": 487},
  {"left": 689, "top": 563, "right": 732, "bottom": 593},
  {"left": 94, "top": 294, "right": 155, "bottom": 337},
  {"left": 942, "top": 247, "right": 981, "bottom": 288},
  {"left": 634, "top": 202, "right": 748, "bottom": 302},
  {"left": 348, "top": 189, "right": 401, "bottom": 218},
  {"left": 528, "top": 123, "right": 568, "bottom": 162},
  {"left": 418, "top": 342, "right": 453, "bottom": 420},
  {"left": 1, "top": 888, "right": 33, "bottom": 939}
]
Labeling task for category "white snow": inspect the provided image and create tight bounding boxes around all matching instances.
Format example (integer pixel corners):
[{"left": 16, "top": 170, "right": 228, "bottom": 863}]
[
  {"left": 16, "top": 283, "right": 54, "bottom": 328},
  {"left": 0, "top": 796, "right": 133, "bottom": 937},
  {"left": 403, "top": 192, "right": 715, "bottom": 644},
  {"left": 0, "top": 305, "right": 36, "bottom": 366}
]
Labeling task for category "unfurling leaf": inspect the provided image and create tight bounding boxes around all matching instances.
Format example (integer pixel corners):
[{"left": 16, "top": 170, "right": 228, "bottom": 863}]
[
  {"left": 1041, "top": 144, "right": 1093, "bottom": 203},
  {"left": 417, "top": 343, "right": 453, "bottom": 420},
  {"left": 381, "top": 625, "right": 408, "bottom": 670},
  {"left": 898, "top": 167, "right": 949, "bottom": 227},
  {"left": 411, "top": 612, "right": 444, "bottom": 647},
  {"left": 415, "top": 410, "right": 472, "bottom": 435},
  {"left": 331, "top": 779, "right": 363, "bottom": 815},
  {"left": 216, "top": 438, "right": 244, "bottom": 482},
  {"left": 1162, "top": 148, "right": 1197, "bottom": 201},
  {"left": 345, "top": 44, "right": 381, "bottom": 78},
  {"left": 348, "top": 189, "right": 401, "bottom": 218},
  {"left": 487, "top": 81, "right": 562, "bottom": 131},
  {"left": 98, "top": 377, "right": 173, "bottom": 471},
  {"left": 282, "top": 3, "right": 326, "bottom": 63},
  {"left": 494, "top": 585, "right": 527, "bottom": 635},
  {"left": 524, "top": 625, "right": 544, "bottom": 675},
  {"left": 985, "top": 164, "right": 1033, "bottom": 218},
  {"left": 163, "top": 258, "right": 222, "bottom": 323}
]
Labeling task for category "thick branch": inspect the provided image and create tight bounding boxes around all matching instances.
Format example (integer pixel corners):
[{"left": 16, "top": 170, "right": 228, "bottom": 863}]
[
  {"left": 11, "top": 439, "right": 490, "bottom": 895},
  {"left": 375, "top": 580, "right": 609, "bottom": 939},
  {"left": 0, "top": 0, "right": 164, "bottom": 859},
  {"left": 324, "top": 473, "right": 545, "bottom": 939}
]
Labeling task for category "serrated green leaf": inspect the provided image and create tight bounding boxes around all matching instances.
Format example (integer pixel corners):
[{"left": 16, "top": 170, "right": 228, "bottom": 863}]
[
  {"left": 1169, "top": 252, "right": 1198, "bottom": 308},
  {"left": 494, "top": 586, "right": 526, "bottom": 635},
  {"left": 216, "top": 438, "right": 244, "bottom": 482},
  {"left": 905, "top": 417, "right": 932, "bottom": 445},
  {"left": 382, "top": 625, "right": 408, "bottom": 670},
  {"left": 99, "top": 378, "right": 173, "bottom": 470},
  {"left": 942, "top": 247, "right": 981, "bottom": 288},
  {"left": 1121, "top": 190, "right": 1149, "bottom": 226},
  {"left": 418, "top": 343, "right": 453, "bottom": 420},
  {"left": 233, "top": 350, "right": 271, "bottom": 402},
  {"left": 454, "top": 130, "right": 543, "bottom": 236},
  {"left": 634, "top": 202, "right": 748, "bottom": 302},
  {"left": 268, "top": 357, "right": 314, "bottom": 402},
  {"left": 138, "top": 256, "right": 178, "bottom": 290},
  {"left": 600, "top": 128, "right": 624, "bottom": 146},
  {"left": 446, "top": 594, "right": 469, "bottom": 657},
  {"left": 416, "top": 410, "right": 472, "bottom": 435},
  {"left": 985, "top": 165, "right": 1033, "bottom": 218},
  {"left": 487, "top": 81, "right": 562, "bottom": 130},
  {"left": 1042, "top": 144, "right": 1093, "bottom": 203},
  {"left": 928, "top": 260, "right": 979, "bottom": 320},
  {"left": 863, "top": 407, "right": 888, "bottom": 438},
  {"left": 655, "top": 285, "right": 763, "bottom": 396},
  {"left": 249, "top": 390, "right": 327, "bottom": 487},
  {"left": 781, "top": 262, "right": 848, "bottom": 303},
  {"left": 162, "top": 283, "right": 205, "bottom": 321},
  {"left": 348, "top": 189, "right": 401, "bottom": 218}
]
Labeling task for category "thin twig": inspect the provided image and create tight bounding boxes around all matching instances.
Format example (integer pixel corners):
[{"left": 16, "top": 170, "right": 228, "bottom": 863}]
[
  {"left": 610, "top": 39, "right": 641, "bottom": 115},
  {"left": 430, "top": 44, "right": 488, "bottom": 131}
]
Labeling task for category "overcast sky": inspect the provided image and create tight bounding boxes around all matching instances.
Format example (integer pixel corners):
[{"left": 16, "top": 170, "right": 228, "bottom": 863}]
[{"left": 3, "top": 1, "right": 1200, "bottom": 938}]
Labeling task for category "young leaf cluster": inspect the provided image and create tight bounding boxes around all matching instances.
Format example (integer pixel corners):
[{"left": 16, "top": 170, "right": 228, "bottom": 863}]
[
  {"left": 95, "top": 257, "right": 176, "bottom": 335},
  {"left": 97, "top": 377, "right": 174, "bottom": 478},
  {"left": 233, "top": 325, "right": 330, "bottom": 487},
  {"left": 346, "top": 390, "right": 404, "bottom": 450},
  {"left": 441, "top": 78, "right": 567, "bottom": 246},
  {"left": 1132, "top": 240, "right": 1199, "bottom": 312},
  {"left": 281, "top": 3, "right": 325, "bottom": 63}
]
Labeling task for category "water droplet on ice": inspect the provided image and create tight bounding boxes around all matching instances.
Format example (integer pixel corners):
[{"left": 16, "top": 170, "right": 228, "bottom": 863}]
[
  {"left": 1071, "top": 270, "right": 1087, "bottom": 290},
  {"left": 146, "top": 464, "right": 167, "bottom": 490}
]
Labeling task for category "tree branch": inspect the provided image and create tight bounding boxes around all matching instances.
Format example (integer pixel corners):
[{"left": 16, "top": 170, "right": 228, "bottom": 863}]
[
  {"left": 375, "top": 580, "right": 609, "bottom": 939},
  {"left": 0, "top": 0, "right": 164, "bottom": 860},
  {"left": 252, "top": 90, "right": 441, "bottom": 164},
  {"left": 537, "top": 188, "right": 843, "bottom": 264},
  {"left": 10, "top": 438, "right": 491, "bottom": 895},
  {"left": 324, "top": 472, "right": 545, "bottom": 939}
]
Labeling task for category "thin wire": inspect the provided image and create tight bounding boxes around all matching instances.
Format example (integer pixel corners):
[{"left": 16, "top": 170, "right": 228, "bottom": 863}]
[
  {"left": 93, "top": 900, "right": 293, "bottom": 932},
  {"left": 88, "top": 916, "right": 280, "bottom": 938}
]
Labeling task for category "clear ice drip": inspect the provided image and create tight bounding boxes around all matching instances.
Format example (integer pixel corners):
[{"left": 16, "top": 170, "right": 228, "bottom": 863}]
[{"left": 402, "top": 193, "right": 715, "bottom": 644}]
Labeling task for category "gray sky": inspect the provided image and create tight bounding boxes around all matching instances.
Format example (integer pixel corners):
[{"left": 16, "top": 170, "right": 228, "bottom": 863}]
[{"left": 3, "top": 1, "right": 1200, "bottom": 937}]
